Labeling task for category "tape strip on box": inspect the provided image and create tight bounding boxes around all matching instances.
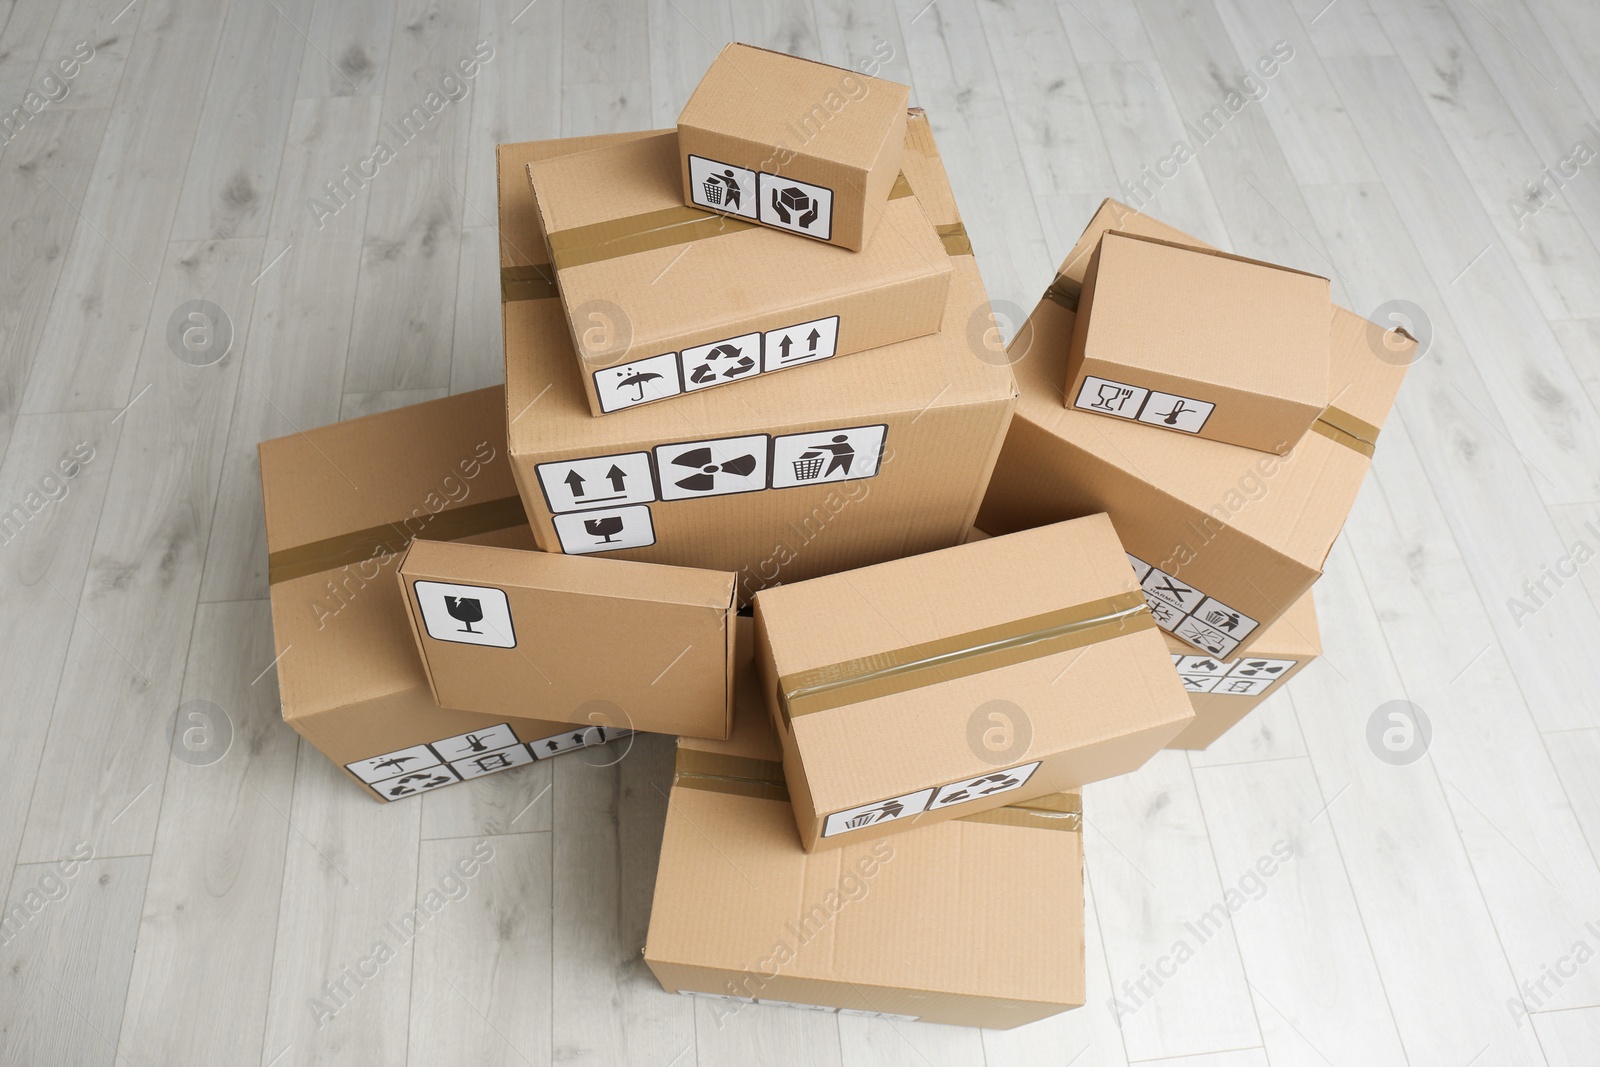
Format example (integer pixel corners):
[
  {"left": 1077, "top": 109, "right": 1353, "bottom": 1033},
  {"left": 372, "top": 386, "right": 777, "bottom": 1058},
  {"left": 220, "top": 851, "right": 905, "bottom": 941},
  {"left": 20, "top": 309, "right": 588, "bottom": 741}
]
[{"left": 266, "top": 495, "right": 528, "bottom": 585}]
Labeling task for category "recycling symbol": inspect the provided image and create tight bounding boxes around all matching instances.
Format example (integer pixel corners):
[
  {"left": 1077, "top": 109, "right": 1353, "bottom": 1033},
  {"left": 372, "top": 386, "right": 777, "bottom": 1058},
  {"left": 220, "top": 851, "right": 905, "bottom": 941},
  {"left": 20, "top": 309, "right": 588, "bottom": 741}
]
[{"left": 688, "top": 343, "right": 756, "bottom": 384}]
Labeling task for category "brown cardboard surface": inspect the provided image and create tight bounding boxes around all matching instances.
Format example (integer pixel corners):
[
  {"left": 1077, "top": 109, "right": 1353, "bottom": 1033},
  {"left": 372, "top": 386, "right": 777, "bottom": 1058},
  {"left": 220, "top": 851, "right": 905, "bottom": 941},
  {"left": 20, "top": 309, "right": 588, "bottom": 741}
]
[
  {"left": 752, "top": 516, "right": 1193, "bottom": 852},
  {"left": 528, "top": 129, "right": 951, "bottom": 415},
  {"left": 1067, "top": 231, "right": 1330, "bottom": 454},
  {"left": 397, "top": 538, "right": 736, "bottom": 739},
  {"left": 499, "top": 114, "right": 1016, "bottom": 601},
  {"left": 262, "top": 389, "right": 635, "bottom": 802},
  {"left": 978, "top": 199, "right": 1411, "bottom": 658},
  {"left": 644, "top": 621, "right": 1085, "bottom": 1029},
  {"left": 677, "top": 43, "right": 910, "bottom": 250}
]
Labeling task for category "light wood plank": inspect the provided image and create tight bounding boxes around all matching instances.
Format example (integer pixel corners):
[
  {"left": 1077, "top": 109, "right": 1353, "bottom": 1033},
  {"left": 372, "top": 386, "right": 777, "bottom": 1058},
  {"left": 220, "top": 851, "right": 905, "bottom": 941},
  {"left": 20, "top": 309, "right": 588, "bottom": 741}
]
[
  {"left": 835, "top": 1016, "right": 985, "bottom": 1067},
  {"left": 340, "top": 388, "right": 448, "bottom": 419},
  {"left": 1192, "top": 757, "right": 1406, "bottom": 1064},
  {"left": 562, "top": 0, "right": 653, "bottom": 134},
  {"left": 649, "top": 0, "right": 731, "bottom": 128},
  {"left": 1184, "top": 692, "right": 1309, "bottom": 768},
  {"left": 1537, "top": 1006, "right": 1600, "bottom": 1067},
  {"left": 463, "top": 0, "right": 562, "bottom": 217},
  {"left": 1085, "top": 750, "right": 1259, "bottom": 1060},
  {"left": 296, "top": 0, "right": 392, "bottom": 98},
  {"left": 419, "top": 754, "right": 554, "bottom": 840},
  {"left": 27, "top": 0, "right": 137, "bottom": 112},
  {"left": 0, "top": 855, "right": 149, "bottom": 1067},
  {"left": 449, "top": 224, "right": 504, "bottom": 394},
  {"left": 407, "top": 834, "right": 553, "bottom": 1067},
  {"left": 19, "top": 235, "right": 260, "bottom": 862},
  {"left": 728, "top": 0, "right": 824, "bottom": 61},
  {"left": 116, "top": 600, "right": 298, "bottom": 1067},
  {"left": 693, "top": 999, "right": 842, "bottom": 1067},
  {"left": 1132, "top": 1050, "right": 1269, "bottom": 1067}
]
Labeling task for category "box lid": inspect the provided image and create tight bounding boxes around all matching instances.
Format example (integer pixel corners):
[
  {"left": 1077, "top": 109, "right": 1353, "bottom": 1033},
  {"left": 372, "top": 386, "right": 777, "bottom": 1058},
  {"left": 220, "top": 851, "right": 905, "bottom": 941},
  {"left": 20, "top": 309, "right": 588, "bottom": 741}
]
[{"left": 679, "top": 43, "right": 910, "bottom": 171}]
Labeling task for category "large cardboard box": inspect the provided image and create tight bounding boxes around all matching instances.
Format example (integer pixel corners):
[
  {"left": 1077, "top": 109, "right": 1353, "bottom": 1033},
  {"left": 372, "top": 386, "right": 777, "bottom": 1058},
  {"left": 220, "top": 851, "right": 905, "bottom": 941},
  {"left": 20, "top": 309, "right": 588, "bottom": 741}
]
[
  {"left": 1068, "top": 231, "right": 1329, "bottom": 454},
  {"left": 500, "top": 114, "right": 1016, "bottom": 600},
  {"left": 528, "top": 130, "right": 951, "bottom": 414},
  {"left": 260, "top": 388, "right": 632, "bottom": 802},
  {"left": 1165, "top": 587, "right": 1319, "bottom": 749},
  {"left": 645, "top": 622, "right": 1085, "bottom": 1029},
  {"left": 979, "top": 199, "right": 1412, "bottom": 658},
  {"left": 752, "top": 516, "right": 1193, "bottom": 852},
  {"left": 677, "top": 43, "right": 910, "bottom": 250},
  {"left": 397, "top": 538, "right": 736, "bottom": 739}
]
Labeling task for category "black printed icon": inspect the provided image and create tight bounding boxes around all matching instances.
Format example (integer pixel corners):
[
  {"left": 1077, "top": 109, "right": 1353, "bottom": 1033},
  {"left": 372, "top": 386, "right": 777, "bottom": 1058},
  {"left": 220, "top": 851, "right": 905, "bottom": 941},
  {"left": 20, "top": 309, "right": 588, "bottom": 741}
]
[
  {"left": 617, "top": 366, "right": 664, "bottom": 402},
  {"left": 771, "top": 185, "right": 820, "bottom": 230},
  {"left": 688, "top": 343, "right": 755, "bottom": 384},
  {"left": 467, "top": 751, "right": 517, "bottom": 774},
  {"left": 1192, "top": 659, "right": 1222, "bottom": 673},
  {"left": 1157, "top": 399, "right": 1195, "bottom": 426},
  {"left": 1204, "top": 608, "right": 1242, "bottom": 632},
  {"left": 373, "top": 754, "right": 423, "bottom": 775},
  {"left": 1092, "top": 382, "right": 1134, "bottom": 412},
  {"left": 671, "top": 447, "right": 759, "bottom": 492},
  {"left": 1234, "top": 661, "right": 1287, "bottom": 678},
  {"left": 386, "top": 771, "right": 454, "bottom": 798},
  {"left": 702, "top": 168, "right": 742, "bottom": 210},
  {"left": 565, "top": 465, "right": 629, "bottom": 503},
  {"left": 792, "top": 435, "right": 854, "bottom": 481},
  {"left": 935, "top": 771, "right": 1024, "bottom": 806},
  {"left": 460, "top": 732, "right": 495, "bottom": 754},
  {"left": 445, "top": 596, "right": 484, "bottom": 634},
  {"left": 583, "top": 515, "right": 625, "bottom": 544},
  {"left": 1223, "top": 679, "right": 1258, "bottom": 694},
  {"left": 776, "top": 327, "right": 822, "bottom": 364},
  {"left": 844, "top": 799, "right": 905, "bottom": 829},
  {"left": 1152, "top": 577, "right": 1194, "bottom": 604},
  {"left": 1181, "top": 676, "right": 1211, "bottom": 691}
]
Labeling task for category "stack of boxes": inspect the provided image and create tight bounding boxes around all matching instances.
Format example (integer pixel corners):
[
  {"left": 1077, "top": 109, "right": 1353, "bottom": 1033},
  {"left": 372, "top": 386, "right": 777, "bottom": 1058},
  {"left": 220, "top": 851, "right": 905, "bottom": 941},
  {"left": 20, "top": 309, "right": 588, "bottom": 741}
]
[{"left": 259, "top": 44, "right": 1413, "bottom": 1025}]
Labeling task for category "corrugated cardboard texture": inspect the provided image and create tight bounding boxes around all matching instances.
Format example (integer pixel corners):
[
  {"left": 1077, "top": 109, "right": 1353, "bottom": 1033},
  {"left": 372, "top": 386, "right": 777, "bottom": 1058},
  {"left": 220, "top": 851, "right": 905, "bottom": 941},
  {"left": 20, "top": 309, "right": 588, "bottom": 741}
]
[
  {"left": 645, "top": 622, "right": 1085, "bottom": 1029},
  {"left": 499, "top": 114, "right": 1016, "bottom": 600},
  {"left": 1164, "top": 587, "right": 1320, "bottom": 749},
  {"left": 677, "top": 43, "right": 910, "bottom": 250},
  {"left": 753, "top": 516, "right": 1193, "bottom": 851},
  {"left": 978, "top": 199, "right": 1411, "bottom": 651},
  {"left": 398, "top": 538, "right": 736, "bottom": 739},
  {"left": 1068, "top": 231, "right": 1329, "bottom": 453},
  {"left": 528, "top": 130, "right": 950, "bottom": 415}
]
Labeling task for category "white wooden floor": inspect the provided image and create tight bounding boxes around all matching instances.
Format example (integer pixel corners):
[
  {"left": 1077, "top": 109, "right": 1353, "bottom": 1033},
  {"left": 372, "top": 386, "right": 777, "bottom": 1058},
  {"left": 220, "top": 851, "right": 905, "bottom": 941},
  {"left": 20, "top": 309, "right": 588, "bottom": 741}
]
[{"left": 1, "top": 0, "right": 1598, "bottom": 1063}]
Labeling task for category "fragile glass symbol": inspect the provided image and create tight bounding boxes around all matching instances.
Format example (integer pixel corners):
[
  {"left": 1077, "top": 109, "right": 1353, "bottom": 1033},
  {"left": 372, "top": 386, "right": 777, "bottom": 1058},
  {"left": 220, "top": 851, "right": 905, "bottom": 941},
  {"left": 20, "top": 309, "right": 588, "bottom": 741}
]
[
  {"left": 444, "top": 596, "right": 484, "bottom": 633},
  {"left": 583, "top": 516, "right": 625, "bottom": 543}
]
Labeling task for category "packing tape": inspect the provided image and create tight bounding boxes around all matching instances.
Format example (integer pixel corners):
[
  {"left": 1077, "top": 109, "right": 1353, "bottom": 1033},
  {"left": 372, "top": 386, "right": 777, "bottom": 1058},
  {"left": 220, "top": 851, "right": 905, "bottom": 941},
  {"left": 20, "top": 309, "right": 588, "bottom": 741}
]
[
  {"left": 673, "top": 748, "right": 1085, "bottom": 835},
  {"left": 936, "top": 223, "right": 972, "bottom": 258},
  {"left": 266, "top": 495, "right": 528, "bottom": 586},
  {"left": 1041, "top": 272, "right": 1081, "bottom": 312},
  {"left": 501, "top": 263, "right": 559, "bottom": 303},
  {"left": 544, "top": 171, "right": 919, "bottom": 272},
  {"left": 777, "top": 590, "right": 1153, "bottom": 720},
  {"left": 1312, "top": 405, "right": 1380, "bottom": 458}
]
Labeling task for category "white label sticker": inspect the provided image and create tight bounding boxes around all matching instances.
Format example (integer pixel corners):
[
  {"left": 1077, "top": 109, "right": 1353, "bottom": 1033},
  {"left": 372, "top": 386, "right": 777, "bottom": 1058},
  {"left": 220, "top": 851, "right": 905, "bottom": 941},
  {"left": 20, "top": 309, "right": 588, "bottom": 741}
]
[
  {"left": 836, "top": 1008, "right": 921, "bottom": 1021},
  {"left": 1143, "top": 569, "right": 1205, "bottom": 614},
  {"left": 1229, "top": 657, "right": 1296, "bottom": 681},
  {"left": 682, "top": 333, "right": 761, "bottom": 391},
  {"left": 529, "top": 725, "right": 608, "bottom": 759},
  {"left": 371, "top": 767, "right": 461, "bottom": 801},
  {"left": 822, "top": 788, "right": 936, "bottom": 838},
  {"left": 594, "top": 352, "right": 682, "bottom": 413},
  {"left": 449, "top": 744, "right": 534, "bottom": 779},
  {"left": 1212, "top": 676, "right": 1274, "bottom": 696},
  {"left": 1176, "top": 655, "right": 1233, "bottom": 678},
  {"left": 1137, "top": 390, "right": 1215, "bottom": 434},
  {"left": 770, "top": 425, "right": 886, "bottom": 489},
  {"left": 1190, "top": 597, "right": 1259, "bottom": 641},
  {"left": 1179, "top": 673, "right": 1223, "bottom": 694},
  {"left": 1173, "top": 615, "right": 1241, "bottom": 659},
  {"left": 927, "top": 762, "right": 1041, "bottom": 810},
  {"left": 552, "top": 504, "right": 656, "bottom": 554},
  {"left": 763, "top": 316, "right": 840, "bottom": 371},
  {"left": 431, "top": 723, "right": 521, "bottom": 762},
  {"left": 1128, "top": 554, "right": 1153, "bottom": 582},
  {"left": 656, "top": 435, "right": 770, "bottom": 500},
  {"left": 757, "top": 999, "right": 837, "bottom": 1012},
  {"left": 347, "top": 745, "right": 442, "bottom": 784},
  {"left": 536, "top": 452, "right": 655, "bottom": 513},
  {"left": 414, "top": 581, "right": 516, "bottom": 648},
  {"left": 687, "top": 155, "right": 758, "bottom": 218},
  {"left": 758, "top": 173, "right": 833, "bottom": 240},
  {"left": 1075, "top": 375, "right": 1148, "bottom": 418}
]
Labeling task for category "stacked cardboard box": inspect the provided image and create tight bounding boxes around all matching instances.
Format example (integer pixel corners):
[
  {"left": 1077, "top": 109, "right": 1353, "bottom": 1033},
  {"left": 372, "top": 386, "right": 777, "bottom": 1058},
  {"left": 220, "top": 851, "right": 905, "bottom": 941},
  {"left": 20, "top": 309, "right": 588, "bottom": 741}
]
[{"left": 258, "top": 44, "right": 1411, "bottom": 1030}]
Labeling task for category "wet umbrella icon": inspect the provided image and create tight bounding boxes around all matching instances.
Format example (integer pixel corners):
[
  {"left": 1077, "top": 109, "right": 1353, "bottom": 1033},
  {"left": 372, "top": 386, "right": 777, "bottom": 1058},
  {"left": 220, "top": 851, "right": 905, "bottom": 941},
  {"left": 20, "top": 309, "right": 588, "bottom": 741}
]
[{"left": 617, "top": 369, "right": 663, "bottom": 402}]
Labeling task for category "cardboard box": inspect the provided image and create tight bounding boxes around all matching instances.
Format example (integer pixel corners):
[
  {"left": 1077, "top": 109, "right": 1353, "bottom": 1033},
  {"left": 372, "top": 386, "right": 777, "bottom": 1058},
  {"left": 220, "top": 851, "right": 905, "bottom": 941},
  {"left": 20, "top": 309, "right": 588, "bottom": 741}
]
[
  {"left": 751, "top": 516, "right": 1193, "bottom": 852},
  {"left": 500, "top": 115, "right": 1015, "bottom": 599},
  {"left": 978, "top": 199, "right": 1413, "bottom": 658},
  {"left": 260, "top": 388, "right": 634, "bottom": 802},
  {"left": 1165, "top": 587, "right": 1319, "bottom": 749},
  {"left": 527, "top": 129, "right": 952, "bottom": 415},
  {"left": 1067, "top": 230, "right": 1329, "bottom": 454},
  {"left": 645, "top": 622, "right": 1085, "bottom": 1029},
  {"left": 396, "top": 538, "right": 736, "bottom": 739},
  {"left": 677, "top": 43, "right": 910, "bottom": 251}
]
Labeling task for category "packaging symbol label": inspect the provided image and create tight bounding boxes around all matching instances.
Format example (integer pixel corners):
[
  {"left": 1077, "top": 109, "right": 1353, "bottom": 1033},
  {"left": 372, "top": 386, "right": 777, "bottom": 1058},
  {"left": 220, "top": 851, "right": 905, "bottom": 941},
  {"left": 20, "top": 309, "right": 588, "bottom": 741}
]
[
  {"left": 757, "top": 173, "right": 834, "bottom": 240},
  {"left": 415, "top": 581, "right": 516, "bottom": 648},
  {"left": 1075, "top": 375, "right": 1215, "bottom": 434},
  {"left": 536, "top": 451, "right": 655, "bottom": 513},
  {"left": 349, "top": 722, "right": 633, "bottom": 801},
  {"left": 762, "top": 315, "right": 839, "bottom": 371},
  {"left": 682, "top": 333, "right": 761, "bottom": 392},
  {"left": 770, "top": 425, "right": 886, "bottom": 489},
  {"left": 1128, "top": 554, "right": 1261, "bottom": 659},
  {"left": 822, "top": 788, "right": 937, "bottom": 838},
  {"left": 594, "top": 352, "right": 682, "bottom": 413},
  {"left": 687, "top": 155, "right": 758, "bottom": 219},
  {"left": 655, "top": 435, "right": 771, "bottom": 500},
  {"left": 552, "top": 504, "right": 656, "bottom": 554}
]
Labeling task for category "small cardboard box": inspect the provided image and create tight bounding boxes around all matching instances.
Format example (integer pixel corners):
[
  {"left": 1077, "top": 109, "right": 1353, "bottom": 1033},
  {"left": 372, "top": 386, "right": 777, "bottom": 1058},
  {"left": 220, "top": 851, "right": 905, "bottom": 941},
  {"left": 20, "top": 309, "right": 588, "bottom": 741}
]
[
  {"left": 1067, "top": 231, "right": 1330, "bottom": 454},
  {"left": 527, "top": 129, "right": 952, "bottom": 415},
  {"left": 751, "top": 516, "right": 1193, "bottom": 852},
  {"left": 1164, "top": 587, "right": 1319, "bottom": 749},
  {"left": 396, "top": 538, "right": 736, "bottom": 739},
  {"left": 260, "top": 388, "right": 635, "bottom": 802},
  {"left": 979, "top": 199, "right": 1413, "bottom": 658},
  {"left": 499, "top": 115, "right": 1015, "bottom": 598},
  {"left": 676, "top": 43, "right": 911, "bottom": 251},
  {"left": 645, "top": 622, "right": 1085, "bottom": 1029}
]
